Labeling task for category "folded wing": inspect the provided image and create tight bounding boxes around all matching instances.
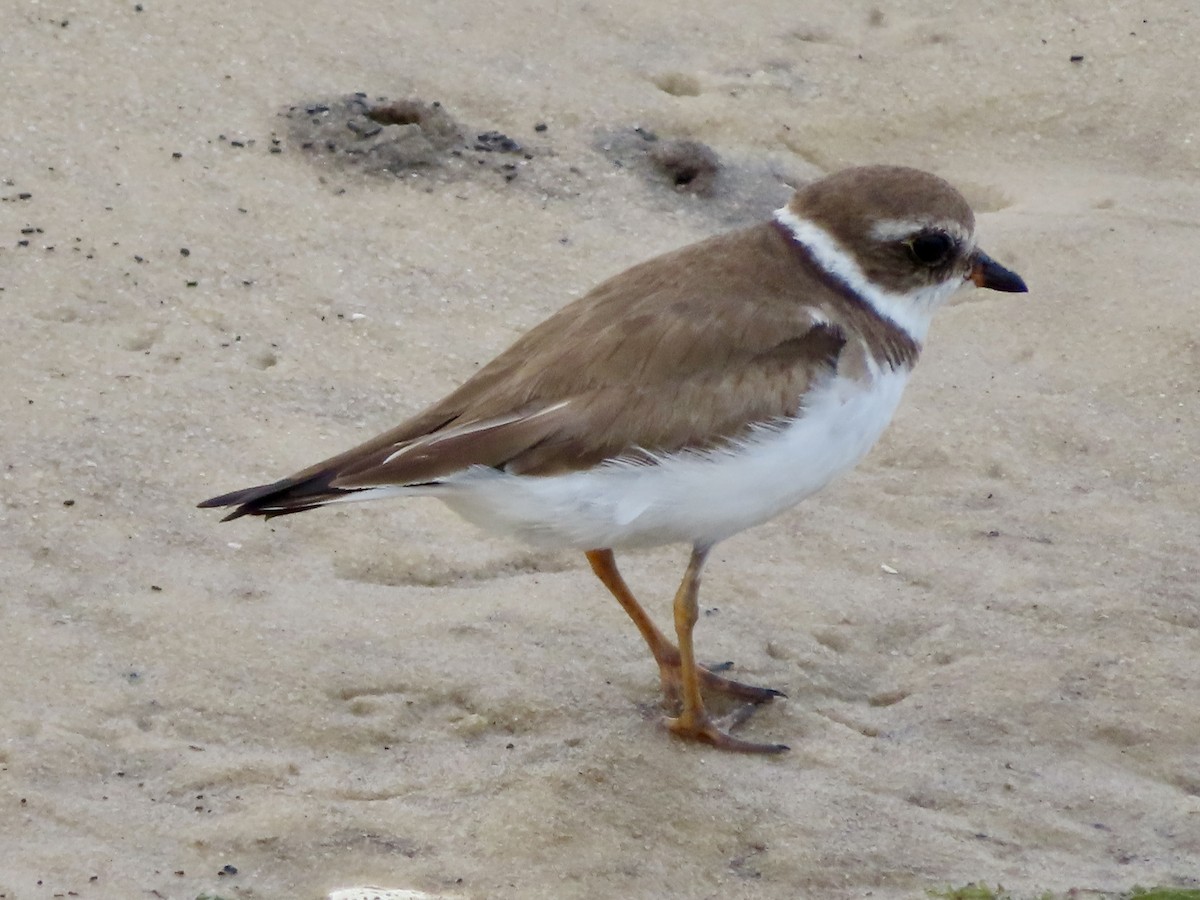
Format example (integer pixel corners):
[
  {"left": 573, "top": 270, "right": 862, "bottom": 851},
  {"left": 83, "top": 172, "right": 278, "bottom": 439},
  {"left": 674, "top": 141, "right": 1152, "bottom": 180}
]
[{"left": 198, "top": 223, "right": 848, "bottom": 519}]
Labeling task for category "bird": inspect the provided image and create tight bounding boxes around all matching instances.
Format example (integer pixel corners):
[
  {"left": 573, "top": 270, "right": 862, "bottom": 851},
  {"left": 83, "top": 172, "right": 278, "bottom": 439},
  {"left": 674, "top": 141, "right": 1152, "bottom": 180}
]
[{"left": 199, "top": 165, "right": 1027, "bottom": 754}]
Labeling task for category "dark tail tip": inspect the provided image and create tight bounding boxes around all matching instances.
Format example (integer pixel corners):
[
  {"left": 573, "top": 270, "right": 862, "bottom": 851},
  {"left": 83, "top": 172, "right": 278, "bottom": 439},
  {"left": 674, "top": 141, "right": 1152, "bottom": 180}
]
[{"left": 197, "top": 471, "right": 345, "bottom": 521}]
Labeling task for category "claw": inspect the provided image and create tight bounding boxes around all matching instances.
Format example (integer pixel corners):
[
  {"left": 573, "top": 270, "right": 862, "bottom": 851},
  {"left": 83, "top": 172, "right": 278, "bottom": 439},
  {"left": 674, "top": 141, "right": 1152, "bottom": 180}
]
[
  {"left": 664, "top": 709, "right": 790, "bottom": 754},
  {"left": 661, "top": 660, "right": 785, "bottom": 708}
]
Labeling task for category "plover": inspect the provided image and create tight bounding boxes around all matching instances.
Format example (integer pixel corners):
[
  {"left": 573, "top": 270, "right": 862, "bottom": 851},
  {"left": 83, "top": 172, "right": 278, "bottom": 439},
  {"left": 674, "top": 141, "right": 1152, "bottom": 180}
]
[{"left": 200, "top": 165, "right": 1027, "bottom": 753}]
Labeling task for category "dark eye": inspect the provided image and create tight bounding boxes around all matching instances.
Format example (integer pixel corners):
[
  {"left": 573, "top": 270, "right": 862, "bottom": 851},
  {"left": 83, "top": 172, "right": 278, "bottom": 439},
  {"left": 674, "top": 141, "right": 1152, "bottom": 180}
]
[{"left": 907, "top": 231, "right": 954, "bottom": 266}]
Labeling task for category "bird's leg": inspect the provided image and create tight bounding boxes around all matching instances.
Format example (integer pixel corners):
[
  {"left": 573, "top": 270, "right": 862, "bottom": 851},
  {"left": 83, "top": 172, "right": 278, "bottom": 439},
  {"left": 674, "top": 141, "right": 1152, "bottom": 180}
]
[
  {"left": 586, "top": 548, "right": 677, "bottom": 695},
  {"left": 662, "top": 544, "right": 788, "bottom": 753},
  {"left": 586, "top": 549, "right": 782, "bottom": 708},
  {"left": 585, "top": 549, "right": 786, "bottom": 752}
]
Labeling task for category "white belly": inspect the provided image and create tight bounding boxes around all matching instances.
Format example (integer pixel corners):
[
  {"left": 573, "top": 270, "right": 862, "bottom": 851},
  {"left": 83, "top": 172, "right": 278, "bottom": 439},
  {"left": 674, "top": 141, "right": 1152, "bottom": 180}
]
[{"left": 433, "top": 368, "right": 911, "bottom": 550}]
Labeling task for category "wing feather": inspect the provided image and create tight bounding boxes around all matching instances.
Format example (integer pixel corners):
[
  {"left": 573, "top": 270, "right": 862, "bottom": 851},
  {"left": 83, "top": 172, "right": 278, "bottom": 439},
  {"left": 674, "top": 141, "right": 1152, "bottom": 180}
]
[{"left": 199, "top": 222, "right": 851, "bottom": 518}]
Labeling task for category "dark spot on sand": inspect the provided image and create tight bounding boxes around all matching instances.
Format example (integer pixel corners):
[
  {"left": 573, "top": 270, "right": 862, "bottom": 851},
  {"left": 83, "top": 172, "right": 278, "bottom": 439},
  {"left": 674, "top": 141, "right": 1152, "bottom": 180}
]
[
  {"left": 597, "top": 128, "right": 721, "bottom": 196},
  {"left": 652, "top": 72, "right": 701, "bottom": 97},
  {"left": 649, "top": 139, "right": 720, "bottom": 194},
  {"left": 284, "top": 93, "right": 541, "bottom": 184}
]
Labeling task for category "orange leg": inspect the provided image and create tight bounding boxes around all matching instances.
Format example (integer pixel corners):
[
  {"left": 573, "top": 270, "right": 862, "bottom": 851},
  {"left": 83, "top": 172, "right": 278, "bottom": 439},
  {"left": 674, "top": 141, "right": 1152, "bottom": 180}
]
[{"left": 585, "top": 548, "right": 788, "bottom": 753}]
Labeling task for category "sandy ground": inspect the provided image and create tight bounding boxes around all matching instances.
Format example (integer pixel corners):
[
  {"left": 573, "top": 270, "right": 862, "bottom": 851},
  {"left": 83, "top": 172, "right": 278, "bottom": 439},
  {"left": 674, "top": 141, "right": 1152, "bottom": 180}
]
[{"left": 2, "top": 1, "right": 1198, "bottom": 898}]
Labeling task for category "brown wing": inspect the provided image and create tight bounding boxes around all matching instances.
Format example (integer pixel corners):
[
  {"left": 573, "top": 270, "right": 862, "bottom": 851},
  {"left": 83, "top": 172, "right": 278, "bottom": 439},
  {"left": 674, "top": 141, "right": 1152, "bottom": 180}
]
[{"left": 199, "top": 222, "right": 847, "bottom": 519}]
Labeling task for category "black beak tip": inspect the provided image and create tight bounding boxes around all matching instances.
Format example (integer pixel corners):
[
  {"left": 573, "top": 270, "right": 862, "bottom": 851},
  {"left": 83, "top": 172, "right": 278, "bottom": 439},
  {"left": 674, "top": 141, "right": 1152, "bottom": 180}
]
[
  {"left": 972, "top": 251, "right": 1028, "bottom": 294},
  {"left": 1002, "top": 271, "right": 1029, "bottom": 294}
]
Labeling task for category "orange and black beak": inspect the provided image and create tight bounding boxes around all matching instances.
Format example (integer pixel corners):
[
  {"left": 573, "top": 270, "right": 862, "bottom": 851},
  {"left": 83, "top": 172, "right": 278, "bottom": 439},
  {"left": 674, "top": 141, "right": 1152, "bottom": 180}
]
[{"left": 969, "top": 250, "right": 1027, "bottom": 293}]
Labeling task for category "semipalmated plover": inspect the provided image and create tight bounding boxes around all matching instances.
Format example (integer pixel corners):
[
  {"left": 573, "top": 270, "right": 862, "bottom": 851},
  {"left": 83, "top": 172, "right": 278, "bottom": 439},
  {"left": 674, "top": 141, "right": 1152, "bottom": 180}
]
[{"left": 200, "top": 165, "right": 1027, "bottom": 753}]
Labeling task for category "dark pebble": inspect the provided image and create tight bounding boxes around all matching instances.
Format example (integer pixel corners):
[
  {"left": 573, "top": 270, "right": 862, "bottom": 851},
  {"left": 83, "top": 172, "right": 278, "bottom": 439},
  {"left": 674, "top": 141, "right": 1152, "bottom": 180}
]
[
  {"left": 179, "top": 247, "right": 190, "bottom": 256},
  {"left": 1070, "top": 54, "right": 1084, "bottom": 62},
  {"left": 346, "top": 117, "right": 382, "bottom": 138},
  {"left": 534, "top": 122, "right": 548, "bottom": 132},
  {"left": 475, "top": 131, "right": 522, "bottom": 153}
]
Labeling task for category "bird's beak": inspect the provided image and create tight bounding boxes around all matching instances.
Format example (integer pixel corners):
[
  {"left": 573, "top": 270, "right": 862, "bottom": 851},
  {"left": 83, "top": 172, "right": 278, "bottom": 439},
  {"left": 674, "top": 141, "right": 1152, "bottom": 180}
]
[{"left": 968, "top": 250, "right": 1027, "bottom": 293}]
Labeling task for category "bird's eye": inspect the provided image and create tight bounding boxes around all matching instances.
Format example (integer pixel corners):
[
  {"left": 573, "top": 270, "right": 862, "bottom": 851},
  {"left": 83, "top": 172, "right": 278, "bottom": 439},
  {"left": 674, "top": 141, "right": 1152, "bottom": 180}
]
[{"left": 907, "top": 231, "right": 954, "bottom": 266}]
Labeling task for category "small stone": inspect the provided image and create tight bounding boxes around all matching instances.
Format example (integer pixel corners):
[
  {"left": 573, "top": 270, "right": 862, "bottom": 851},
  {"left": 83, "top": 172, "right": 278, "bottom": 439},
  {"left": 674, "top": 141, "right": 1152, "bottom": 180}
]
[
  {"left": 346, "top": 116, "right": 383, "bottom": 138},
  {"left": 474, "top": 131, "right": 522, "bottom": 153}
]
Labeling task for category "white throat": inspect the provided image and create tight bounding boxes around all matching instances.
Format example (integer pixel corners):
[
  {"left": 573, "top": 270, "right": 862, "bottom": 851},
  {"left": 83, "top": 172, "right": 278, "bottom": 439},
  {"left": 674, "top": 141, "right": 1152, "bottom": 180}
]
[{"left": 773, "top": 207, "right": 961, "bottom": 344}]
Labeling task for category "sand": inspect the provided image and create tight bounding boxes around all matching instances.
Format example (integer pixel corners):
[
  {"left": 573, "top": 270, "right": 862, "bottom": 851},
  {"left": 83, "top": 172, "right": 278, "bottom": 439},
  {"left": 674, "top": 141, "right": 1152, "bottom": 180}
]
[{"left": 2, "top": 1, "right": 1197, "bottom": 898}]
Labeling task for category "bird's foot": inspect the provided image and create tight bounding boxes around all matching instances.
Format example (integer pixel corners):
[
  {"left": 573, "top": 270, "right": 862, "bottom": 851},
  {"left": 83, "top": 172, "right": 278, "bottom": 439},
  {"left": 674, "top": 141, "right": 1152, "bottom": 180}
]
[
  {"left": 663, "top": 706, "right": 789, "bottom": 754},
  {"left": 658, "top": 658, "right": 785, "bottom": 708},
  {"left": 654, "top": 659, "right": 787, "bottom": 752}
]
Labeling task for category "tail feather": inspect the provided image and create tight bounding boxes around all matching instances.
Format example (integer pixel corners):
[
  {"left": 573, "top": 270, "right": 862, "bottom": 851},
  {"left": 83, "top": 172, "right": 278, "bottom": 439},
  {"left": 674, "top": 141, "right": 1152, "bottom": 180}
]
[
  {"left": 196, "top": 404, "right": 569, "bottom": 524},
  {"left": 197, "top": 469, "right": 354, "bottom": 521}
]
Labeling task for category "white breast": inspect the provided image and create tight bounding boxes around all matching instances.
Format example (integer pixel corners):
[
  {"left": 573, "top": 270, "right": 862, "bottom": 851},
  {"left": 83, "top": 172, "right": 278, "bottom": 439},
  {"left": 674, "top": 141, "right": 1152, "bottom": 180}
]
[{"left": 432, "top": 366, "right": 912, "bottom": 551}]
